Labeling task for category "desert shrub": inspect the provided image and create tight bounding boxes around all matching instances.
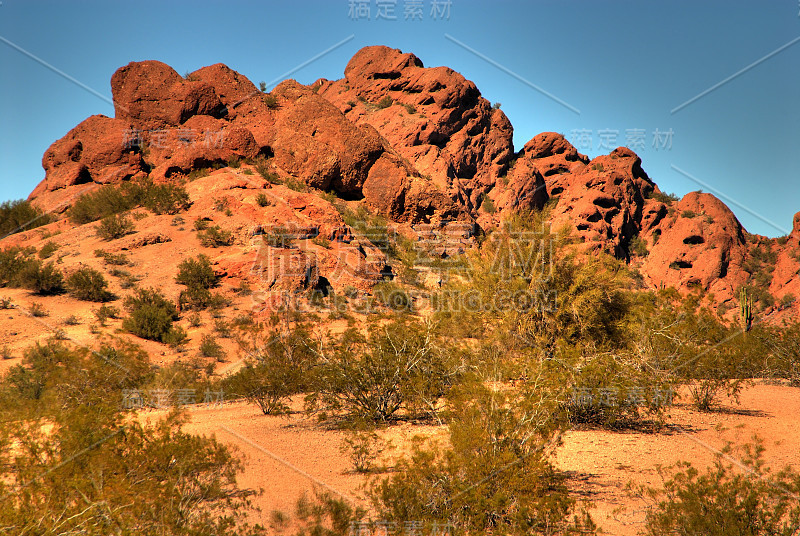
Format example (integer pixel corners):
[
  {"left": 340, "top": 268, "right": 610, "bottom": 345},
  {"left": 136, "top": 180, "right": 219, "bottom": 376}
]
[
  {"left": 94, "top": 249, "right": 130, "bottom": 266},
  {"left": 95, "top": 304, "right": 120, "bottom": 325},
  {"left": 198, "top": 225, "right": 234, "bottom": 247},
  {"left": 224, "top": 326, "right": 317, "bottom": 415},
  {"left": 481, "top": 193, "right": 496, "bottom": 214},
  {"left": 261, "top": 226, "right": 296, "bottom": 248},
  {"left": 199, "top": 335, "right": 226, "bottom": 361},
  {"left": 638, "top": 438, "right": 800, "bottom": 536},
  {"left": 227, "top": 155, "right": 242, "bottom": 168},
  {"left": 63, "top": 315, "right": 81, "bottom": 326},
  {"left": 66, "top": 266, "right": 112, "bottom": 302},
  {"left": 176, "top": 254, "right": 218, "bottom": 291},
  {"left": 441, "top": 211, "right": 630, "bottom": 355},
  {"left": 274, "top": 491, "right": 366, "bottom": 536},
  {"left": 69, "top": 180, "right": 191, "bottom": 224},
  {"left": 255, "top": 193, "right": 271, "bottom": 207},
  {"left": 404, "top": 103, "right": 416, "bottom": 114},
  {"left": 139, "top": 181, "right": 191, "bottom": 215},
  {"left": 28, "top": 302, "right": 47, "bottom": 317},
  {"left": 68, "top": 183, "right": 134, "bottom": 224},
  {"left": 16, "top": 259, "right": 64, "bottom": 295},
  {"left": 629, "top": 235, "right": 649, "bottom": 257},
  {"left": 339, "top": 428, "right": 383, "bottom": 474},
  {"left": 375, "top": 95, "right": 393, "bottom": 109},
  {"left": 371, "top": 381, "right": 596, "bottom": 535},
  {"left": 681, "top": 210, "right": 697, "bottom": 219},
  {"left": 96, "top": 213, "right": 135, "bottom": 240},
  {"left": 0, "top": 409, "right": 263, "bottom": 535},
  {"left": 647, "top": 190, "right": 680, "bottom": 205},
  {"left": 122, "top": 288, "right": 180, "bottom": 343},
  {"left": 0, "top": 247, "right": 36, "bottom": 287},
  {"left": 0, "top": 199, "right": 52, "bottom": 237},
  {"left": 372, "top": 281, "right": 412, "bottom": 312},
  {"left": 310, "top": 318, "right": 463, "bottom": 423},
  {"left": 37, "top": 241, "right": 59, "bottom": 259},
  {"left": 262, "top": 93, "right": 279, "bottom": 108}
]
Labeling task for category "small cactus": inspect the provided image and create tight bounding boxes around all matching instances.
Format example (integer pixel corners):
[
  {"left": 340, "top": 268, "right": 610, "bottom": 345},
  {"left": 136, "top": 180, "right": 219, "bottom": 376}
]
[{"left": 739, "top": 287, "right": 754, "bottom": 333}]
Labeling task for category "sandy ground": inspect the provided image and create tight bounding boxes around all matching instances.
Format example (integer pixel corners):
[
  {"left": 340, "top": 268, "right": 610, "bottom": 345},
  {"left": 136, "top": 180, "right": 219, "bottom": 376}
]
[{"left": 135, "top": 381, "right": 800, "bottom": 535}]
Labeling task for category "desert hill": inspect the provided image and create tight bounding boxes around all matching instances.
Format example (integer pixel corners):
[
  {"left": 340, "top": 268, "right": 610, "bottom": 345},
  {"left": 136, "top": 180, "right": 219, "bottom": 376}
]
[{"left": 20, "top": 45, "right": 800, "bottom": 321}]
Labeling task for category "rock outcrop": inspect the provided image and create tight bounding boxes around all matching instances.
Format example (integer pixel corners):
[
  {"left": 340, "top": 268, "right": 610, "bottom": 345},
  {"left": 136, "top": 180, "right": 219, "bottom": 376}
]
[{"left": 24, "top": 47, "right": 800, "bottom": 310}]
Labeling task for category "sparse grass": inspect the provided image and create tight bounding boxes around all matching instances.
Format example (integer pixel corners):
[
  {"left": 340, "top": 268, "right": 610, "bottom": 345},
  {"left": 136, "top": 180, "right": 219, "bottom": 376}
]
[
  {"left": 63, "top": 315, "right": 81, "bottom": 326},
  {"left": 681, "top": 210, "right": 697, "bottom": 219}
]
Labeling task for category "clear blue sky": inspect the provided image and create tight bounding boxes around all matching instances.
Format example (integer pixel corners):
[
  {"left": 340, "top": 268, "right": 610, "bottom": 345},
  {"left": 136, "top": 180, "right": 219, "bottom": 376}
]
[{"left": 1, "top": 0, "right": 798, "bottom": 237}]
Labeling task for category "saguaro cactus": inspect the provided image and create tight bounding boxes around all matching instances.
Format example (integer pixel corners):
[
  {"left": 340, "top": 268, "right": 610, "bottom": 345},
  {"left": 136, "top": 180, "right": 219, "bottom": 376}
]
[{"left": 739, "top": 287, "right": 754, "bottom": 333}]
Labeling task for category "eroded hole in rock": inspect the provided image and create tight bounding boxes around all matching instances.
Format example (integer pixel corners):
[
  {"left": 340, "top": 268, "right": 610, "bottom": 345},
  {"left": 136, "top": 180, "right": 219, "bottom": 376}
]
[
  {"left": 370, "top": 71, "right": 401, "bottom": 80},
  {"left": 163, "top": 166, "right": 185, "bottom": 179},
  {"left": 593, "top": 197, "right": 616, "bottom": 209},
  {"left": 683, "top": 235, "right": 705, "bottom": 245},
  {"left": 313, "top": 276, "right": 332, "bottom": 297},
  {"left": 380, "top": 265, "right": 394, "bottom": 280},
  {"left": 586, "top": 212, "right": 602, "bottom": 223},
  {"left": 74, "top": 166, "right": 92, "bottom": 185},
  {"left": 577, "top": 223, "right": 590, "bottom": 231},
  {"left": 550, "top": 187, "right": 564, "bottom": 195},
  {"left": 669, "top": 260, "right": 693, "bottom": 269}
]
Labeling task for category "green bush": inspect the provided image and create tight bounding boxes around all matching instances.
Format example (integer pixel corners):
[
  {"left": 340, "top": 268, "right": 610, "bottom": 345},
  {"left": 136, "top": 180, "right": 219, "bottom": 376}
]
[
  {"left": 310, "top": 318, "right": 463, "bottom": 423},
  {"left": 95, "top": 304, "right": 120, "bottom": 325},
  {"left": 0, "top": 247, "right": 36, "bottom": 287},
  {"left": 37, "top": 241, "right": 59, "bottom": 259},
  {"left": 481, "top": 193, "right": 496, "bottom": 214},
  {"left": 199, "top": 335, "right": 226, "bottom": 361},
  {"left": 371, "top": 381, "right": 596, "bottom": 535},
  {"left": 372, "top": 282, "right": 412, "bottom": 312},
  {"left": 198, "top": 225, "right": 234, "bottom": 247},
  {"left": 375, "top": 96, "right": 393, "bottom": 109},
  {"left": 66, "top": 266, "right": 112, "bottom": 302},
  {"left": 0, "top": 199, "right": 51, "bottom": 237},
  {"left": 17, "top": 259, "right": 64, "bottom": 295},
  {"left": 224, "top": 326, "right": 317, "bottom": 415},
  {"left": 122, "top": 288, "right": 180, "bottom": 343},
  {"left": 176, "top": 254, "right": 218, "bottom": 290},
  {"left": 639, "top": 439, "right": 800, "bottom": 536},
  {"left": 69, "top": 180, "right": 191, "bottom": 224},
  {"left": 96, "top": 213, "right": 135, "bottom": 240},
  {"left": 629, "top": 235, "right": 649, "bottom": 257},
  {"left": 255, "top": 193, "right": 271, "bottom": 207},
  {"left": 94, "top": 249, "right": 130, "bottom": 266},
  {"left": 647, "top": 190, "right": 681, "bottom": 205}
]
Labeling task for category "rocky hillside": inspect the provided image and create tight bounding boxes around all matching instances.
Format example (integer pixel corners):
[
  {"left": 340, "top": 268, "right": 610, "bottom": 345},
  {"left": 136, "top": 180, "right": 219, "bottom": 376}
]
[{"left": 21, "top": 45, "right": 800, "bottom": 319}]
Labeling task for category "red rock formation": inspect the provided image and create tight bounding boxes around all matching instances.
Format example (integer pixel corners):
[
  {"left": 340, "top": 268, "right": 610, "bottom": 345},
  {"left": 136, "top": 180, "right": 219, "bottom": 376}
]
[
  {"left": 111, "top": 60, "right": 225, "bottom": 129},
  {"left": 22, "top": 48, "right": 800, "bottom": 308},
  {"left": 317, "top": 45, "right": 515, "bottom": 211},
  {"left": 641, "top": 192, "right": 749, "bottom": 299}
]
